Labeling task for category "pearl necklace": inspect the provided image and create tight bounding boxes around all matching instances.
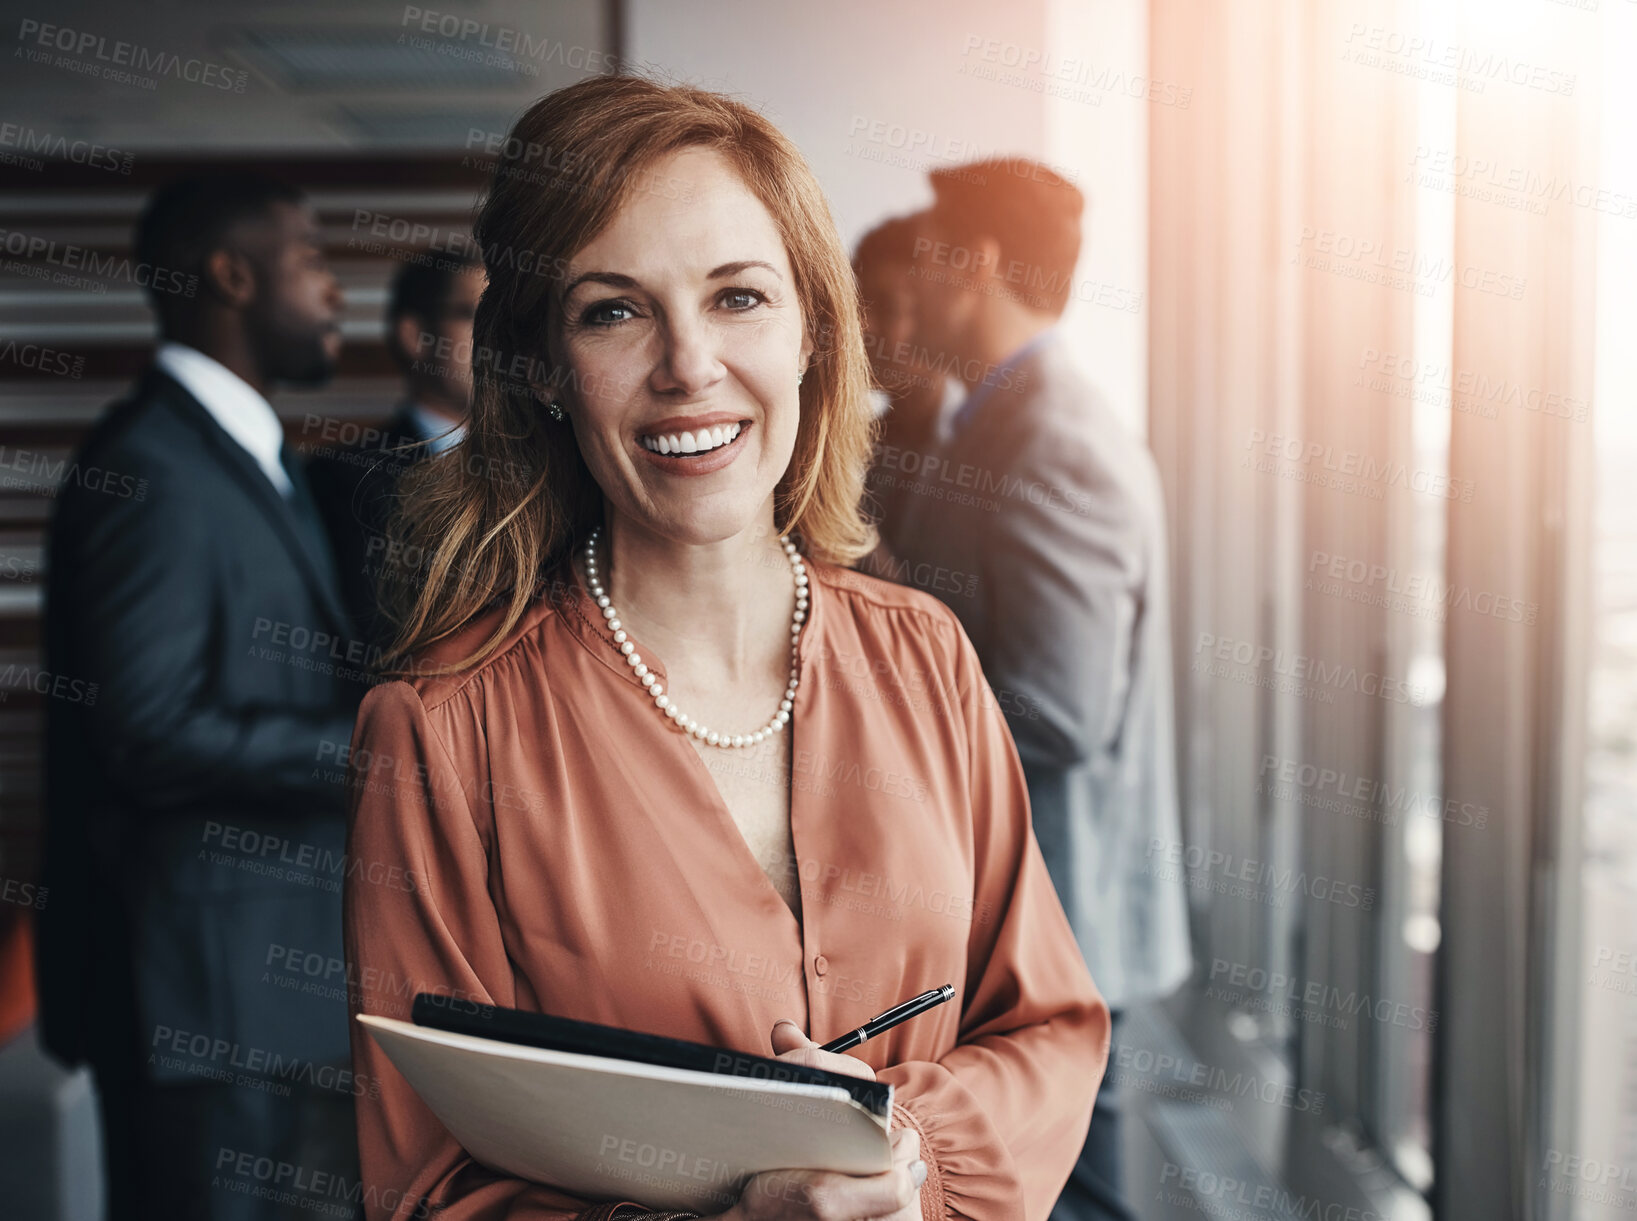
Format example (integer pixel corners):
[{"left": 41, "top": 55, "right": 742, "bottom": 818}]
[{"left": 580, "top": 526, "right": 808, "bottom": 749}]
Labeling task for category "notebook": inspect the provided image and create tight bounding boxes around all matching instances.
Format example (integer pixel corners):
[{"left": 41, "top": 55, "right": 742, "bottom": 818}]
[{"left": 357, "top": 995, "right": 895, "bottom": 1213}]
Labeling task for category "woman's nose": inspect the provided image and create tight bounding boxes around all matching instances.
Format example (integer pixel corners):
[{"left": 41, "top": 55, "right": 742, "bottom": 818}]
[{"left": 652, "top": 315, "right": 724, "bottom": 396}]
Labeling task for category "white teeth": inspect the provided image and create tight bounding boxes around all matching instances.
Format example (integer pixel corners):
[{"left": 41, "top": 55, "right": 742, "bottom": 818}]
[{"left": 640, "top": 422, "right": 743, "bottom": 456}]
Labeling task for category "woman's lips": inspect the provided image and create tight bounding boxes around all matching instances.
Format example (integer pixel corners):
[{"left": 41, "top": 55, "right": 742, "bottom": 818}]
[{"left": 635, "top": 420, "right": 752, "bottom": 476}]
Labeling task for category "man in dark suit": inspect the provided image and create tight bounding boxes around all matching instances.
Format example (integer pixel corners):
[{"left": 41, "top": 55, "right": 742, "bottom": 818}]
[
  {"left": 880, "top": 160, "right": 1193, "bottom": 1221},
  {"left": 307, "top": 250, "right": 483, "bottom": 654},
  {"left": 37, "top": 173, "right": 364, "bottom": 1220}
]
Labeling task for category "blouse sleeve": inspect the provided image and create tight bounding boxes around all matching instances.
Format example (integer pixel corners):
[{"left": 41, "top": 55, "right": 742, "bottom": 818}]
[
  {"left": 874, "top": 619, "right": 1112, "bottom": 1221},
  {"left": 344, "top": 680, "right": 666, "bottom": 1221}
]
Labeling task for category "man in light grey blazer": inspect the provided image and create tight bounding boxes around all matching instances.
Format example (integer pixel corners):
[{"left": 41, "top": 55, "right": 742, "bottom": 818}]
[{"left": 869, "top": 159, "right": 1192, "bottom": 1221}]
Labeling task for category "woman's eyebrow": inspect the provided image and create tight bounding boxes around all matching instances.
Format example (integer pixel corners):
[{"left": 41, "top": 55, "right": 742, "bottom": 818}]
[
  {"left": 562, "top": 260, "right": 782, "bottom": 298},
  {"left": 707, "top": 259, "right": 781, "bottom": 279},
  {"left": 562, "top": 270, "right": 639, "bottom": 297}
]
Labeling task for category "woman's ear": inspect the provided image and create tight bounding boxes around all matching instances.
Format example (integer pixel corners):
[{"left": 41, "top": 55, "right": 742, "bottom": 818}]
[{"left": 799, "top": 327, "right": 815, "bottom": 380}]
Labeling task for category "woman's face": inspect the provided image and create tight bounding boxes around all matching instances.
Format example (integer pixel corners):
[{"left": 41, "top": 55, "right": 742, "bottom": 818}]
[{"left": 552, "top": 146, "right": 811, "bottom": 547}]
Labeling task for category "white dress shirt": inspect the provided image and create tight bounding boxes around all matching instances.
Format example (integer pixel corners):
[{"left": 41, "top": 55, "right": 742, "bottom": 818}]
[{"left": 154, "top": 341, "right": 292, "bottom": 497}]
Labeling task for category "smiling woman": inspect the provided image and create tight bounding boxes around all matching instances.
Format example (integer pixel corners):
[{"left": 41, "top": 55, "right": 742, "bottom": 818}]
[
  {"left": 377, "top": 78, "right": 876, "bottom": 675},
  {"left": 343, "top": 73, "right": 1109, "bottom": 1221}
]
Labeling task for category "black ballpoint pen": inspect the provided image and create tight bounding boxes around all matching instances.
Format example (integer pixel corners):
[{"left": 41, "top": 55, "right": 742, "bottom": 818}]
[{"left": 819, "top": 984, "right": 956, "bottom": 1053}]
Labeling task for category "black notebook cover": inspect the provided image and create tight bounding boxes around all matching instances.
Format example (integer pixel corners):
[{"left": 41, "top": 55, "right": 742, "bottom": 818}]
[{"left": 411, "top": 994, "right": 893, "bottom": 1118}]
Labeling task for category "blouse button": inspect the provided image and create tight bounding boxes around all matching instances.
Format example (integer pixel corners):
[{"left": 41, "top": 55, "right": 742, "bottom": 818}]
[{"left": 813, "top": 954, "right": 829, "bottom": 976}]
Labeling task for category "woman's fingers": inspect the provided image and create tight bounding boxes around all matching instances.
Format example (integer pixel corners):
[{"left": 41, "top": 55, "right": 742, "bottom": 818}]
[
  {"left": 888, "top": 1125, "right": 921, "bottom": 1164},
  {"left": 772, "top": 1163, "right": 921, "bottom": 1220},
  {"left": 731, "top": 1132, "right": 924, "bottom": 1221},
  {"left": 768, "top": 1019, "right": 809, "bottom": 1055},
  {"left": 768, "top": 1019, "right": 877, "bottom": 1081}
]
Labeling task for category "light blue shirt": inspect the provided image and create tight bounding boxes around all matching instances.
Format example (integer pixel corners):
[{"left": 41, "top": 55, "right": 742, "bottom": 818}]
[
  {"left": 943, "top": 327, "right": 1059, "bottom": 440},
  {"left": 408, "top": 402, "right": 467, "bottom": 455}
]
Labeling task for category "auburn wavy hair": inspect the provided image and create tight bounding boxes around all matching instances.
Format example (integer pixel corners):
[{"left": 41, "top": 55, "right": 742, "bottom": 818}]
[{"left": 377, "top": 74, "right": 878, "bottom": 676}]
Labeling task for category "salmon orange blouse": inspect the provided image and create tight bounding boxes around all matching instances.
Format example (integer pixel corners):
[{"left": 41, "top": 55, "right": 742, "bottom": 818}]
[{"left": 342, "top": 550, "right": 1109, "bottom": 1221}]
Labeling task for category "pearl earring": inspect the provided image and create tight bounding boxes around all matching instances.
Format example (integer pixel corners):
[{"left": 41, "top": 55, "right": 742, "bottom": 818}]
[{"left": 548, "top": 401, "right": 566, "bottom": 421}]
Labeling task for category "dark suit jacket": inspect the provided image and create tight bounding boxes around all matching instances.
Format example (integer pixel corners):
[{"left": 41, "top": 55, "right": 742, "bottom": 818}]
[
  {"left": 37, "top": 367, "right": 364, "bottom": 1080},
  {"left": 306, "top": 405, "right": 432, "bottom": 657}
]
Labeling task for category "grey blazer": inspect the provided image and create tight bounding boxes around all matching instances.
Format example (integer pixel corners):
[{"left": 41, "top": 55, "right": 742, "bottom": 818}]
[{"left": 878, "top": 331, "right": 1191, "bottom": 1008}]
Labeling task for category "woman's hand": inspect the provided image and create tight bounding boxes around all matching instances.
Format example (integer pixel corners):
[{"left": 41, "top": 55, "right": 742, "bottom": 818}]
[
  {"left": 702, "top": 1021, "right": 926, "bottom": 1220},
  {"left": 768, "top": 1019, "right": 876, "bottom": 1081},
  {"left": 712, "top": 1126, "right": 925, "bottom": 1221}
]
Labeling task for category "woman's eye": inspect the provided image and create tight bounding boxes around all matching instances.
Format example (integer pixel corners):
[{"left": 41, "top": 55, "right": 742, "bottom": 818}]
[
  {"left": 581, "top": 300, "right": 637, "bottom": 327},
  {"left": 720, "top": 288, "right": 766, "bottom": 312}
]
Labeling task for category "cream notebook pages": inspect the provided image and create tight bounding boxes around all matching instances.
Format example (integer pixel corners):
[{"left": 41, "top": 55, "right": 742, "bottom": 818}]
[{"left": 358, "top": 1009, "right": 893, "bottom": 1213}]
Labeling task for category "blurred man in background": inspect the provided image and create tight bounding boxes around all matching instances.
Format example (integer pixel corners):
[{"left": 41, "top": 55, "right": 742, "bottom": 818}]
[
  {"left": 37, "top": 173, "right": 363, "bottom": 1220},
  {"left": 879, "top": 157, "right": 1193, "bottom": 1221},
  {"left": 852, "top": 214, "right": 949, "bottom": 533},
  {"left": 308, "top": 249, "right": 484, "bottom": 653}
]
